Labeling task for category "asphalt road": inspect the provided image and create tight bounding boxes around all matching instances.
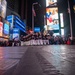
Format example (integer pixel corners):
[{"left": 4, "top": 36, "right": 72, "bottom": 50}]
[{"left": 0, "top": 45, "right": 75, "bottom": 75}]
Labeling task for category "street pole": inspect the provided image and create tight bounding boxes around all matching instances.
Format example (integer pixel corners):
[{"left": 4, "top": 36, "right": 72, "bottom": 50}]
[
  {"left": 32, "top": 2, "right": 38, "bottom": 32},
  {"left": 68, "top": 0, "right": 73, "bottom": 40},
  {"left": 44, "top": 15, "right": 46, "bottom": 26},
  {"left": 32, "top": 5, "right": 34, "bottom": 32}
]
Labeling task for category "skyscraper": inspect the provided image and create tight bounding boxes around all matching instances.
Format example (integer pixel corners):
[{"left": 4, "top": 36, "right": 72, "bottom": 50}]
[{"left": 6, "top": 0, "right": 26, "bottom": 20}]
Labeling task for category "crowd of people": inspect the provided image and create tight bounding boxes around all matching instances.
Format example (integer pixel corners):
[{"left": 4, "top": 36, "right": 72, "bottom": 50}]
[
  {"left": 0, "top": 40, "right": 21, "bottom": 47},
  {"left": 0, "top": 32, "right": 74, "bottom": 47},
  {"left": 21, "top": 32, "right": 73, "bottom": 46}
]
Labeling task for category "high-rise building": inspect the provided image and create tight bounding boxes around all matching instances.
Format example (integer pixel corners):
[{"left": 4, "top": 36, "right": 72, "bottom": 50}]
[
  {"left": 6, "top": 0, "right": 26, "bottom": 20},
  {"left": 69, "top": 0, "right": 75, "bottom": 38}
]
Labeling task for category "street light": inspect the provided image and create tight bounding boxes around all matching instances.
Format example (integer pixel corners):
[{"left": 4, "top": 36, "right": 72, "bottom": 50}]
[
  {"left": 32, "top": 2, "right": 38, "bottom": 32},
  {"left": 32, "top": 2, "right": 38, "bottom": 5}
]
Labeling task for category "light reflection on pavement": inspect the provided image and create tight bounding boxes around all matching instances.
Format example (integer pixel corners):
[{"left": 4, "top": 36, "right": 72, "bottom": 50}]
[
  {"left": 0, "top": 47, "right": 28, "bottom": 72},
  {"left": 39, "top": 45, "right": 75, "bottom": 75}
]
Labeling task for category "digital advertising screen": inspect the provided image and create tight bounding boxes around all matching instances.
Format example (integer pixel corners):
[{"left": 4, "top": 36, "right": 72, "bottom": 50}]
[
  {"left": 13, "top": 33, "right": 19, "bottom": 41},
  {"left": 34, "top": 27, "right": 40, "bottom": 32},
  {"left": 14, "top": 16, "right": 26, "bottom": 33},
  {"left": 0, "top": 22, "right": 3, "bottom": 36},
  {"left": 15, "top": 16, "right": 26, "bottom": 27},
  {"left": 46, "top": 7, "right": 59, "bottom": 30},
  {"left": 15, "top": 20, "right": 25, "bottom": 29},
  {"left": 47, "top": 20, "right": 59, "bottom": 30},
  {"left": 0, "top": 0, "right": 7, "bottom": 18},
  {"left": 7, "top": 15, "right": 13, "bottom": 29},
  {"left": 13, "top": 28, "right": 20, "bottom": 41},
  {"left": 46, "top": 0, "right": 57, "bottom": 7},
  {"left": 4, "top": 23, "right": 9, "bottom": 35},
  {"left": 60, "top": 13, "right": 64, "bottom": 27},
  {"left": 14, "top": 23, "right": 25, "bottom": 32}
]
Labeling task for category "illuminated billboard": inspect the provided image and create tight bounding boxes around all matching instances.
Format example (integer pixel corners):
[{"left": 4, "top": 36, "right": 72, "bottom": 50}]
[
  {"left": 3, "top": 22, "right": 9, "bottom": 35},
  {"left": 0, "top": 22, "right": 3, "bottom": 36},
  {"left": 14, "top": 16, "right": 26, "bottom": 32},
  {"left": 0, "top": 0, "right": 7, "bottom": 18},
  {"left": 60, "top": 13, "right": 64, "bottom": 27},
  {"left": 13, "top": 28, "right": 20, "bottom": 41},
  {"left": 46, "top": 7, "right": 59, "bottom": 30},
  {"left": 14, "top": 23, "right": 25, "bottom": 32},
  {"left": 7, "top": 15, "right": 26, "bottom": 32},
  {"left": 7, "top": 15, "right": 14, "bottom": 29},
  {"left": 34, "top": 27, "right": 40, "bottom": 32},
  {"left": 47, "top": 20, "right": 59, "bottom": 30},
  {"left": 46, "top": 0, "right": 57, "bottom": 7},
  {"left": 15, "top": 16, "right": 26, "bottom": 27}
]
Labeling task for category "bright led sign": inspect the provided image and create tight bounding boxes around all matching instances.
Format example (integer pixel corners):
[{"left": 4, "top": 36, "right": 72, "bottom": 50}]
[
  {"left": 34, "top": 27, "right": 40, "bottom": 32},
  {"left": 4, "top": 23, "right": 9, "bottom": 35},
  {"left": 46, "top": 0, "right": 57, "bottom": 7},
  {"left": 15, "top": 16, "right": 26, "bottom": 26},
  {"left": 46, "top": 7, "right": 59, "bottom": 30},
  {"left": 0, "top": 0, "right": 7, "bottom": 18},
  {"left": 0, "top": 22, "right": 3, "bottom": 36},
  {"left": 13, "top": 28, "right": 20, "bottom": 41},
  {"left": 15, "top": 20, "right": 25, "bottom": 29},
  {"left": 15, "top": 24, "right": 25, "bottom": 32}
]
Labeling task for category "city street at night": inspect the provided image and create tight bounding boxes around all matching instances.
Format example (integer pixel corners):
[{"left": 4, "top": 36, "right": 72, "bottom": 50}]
[
  {"left": 0, "top": 45, "right": 75, "bottom": 75},
  {"left": 0, "top": 0, "right": 75, "bottom": 75}
]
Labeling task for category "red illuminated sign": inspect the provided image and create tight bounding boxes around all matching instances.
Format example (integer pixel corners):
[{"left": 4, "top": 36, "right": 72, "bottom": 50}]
[{"left": 0, "top": 22, "right": 3, "bottom": 36}]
